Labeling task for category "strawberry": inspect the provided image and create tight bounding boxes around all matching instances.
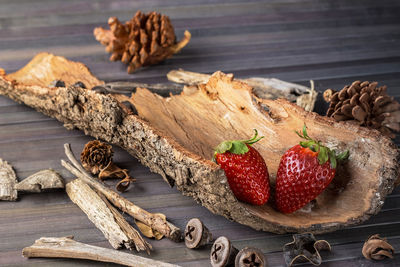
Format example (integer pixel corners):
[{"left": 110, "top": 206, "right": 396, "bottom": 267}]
[
  {"left": 275, "top": 125, "right": 349, "bottom": 213},
  {"left": 214, "top": 130, "right": 270, "bottom": 205}
]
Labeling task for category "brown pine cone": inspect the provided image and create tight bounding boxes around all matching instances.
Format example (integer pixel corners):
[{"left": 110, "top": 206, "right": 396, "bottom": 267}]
[
  {"left": 80, "top": 140, "right": 113, "bottom": 175},
  {"left": 94, "top": 11, "right": 191, "bottom": 73},
  {"left": 324, "top": 81, "right": 400, "bottom": 137}
]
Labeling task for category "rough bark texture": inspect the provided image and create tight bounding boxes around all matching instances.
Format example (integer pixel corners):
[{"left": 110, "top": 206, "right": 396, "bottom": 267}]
[
  {"left": 0, "top": 158, "right": 18, "bottom": 201},
  {"left": 1, "top": 53, "right": 399, "bottom": 234},
  {"left": 22, "top": 236, "right": 179, "bottom": 267}
]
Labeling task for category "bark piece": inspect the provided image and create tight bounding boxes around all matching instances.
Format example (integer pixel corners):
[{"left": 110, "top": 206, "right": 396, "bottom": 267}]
[
  {"left": 167, "top": 69, "right": 316, "bottom": 111},
  {"left": 66, "top": 179, "right": 133, "bottom": 250},
  {"left": 14, "top": 169, "right": 64, "bottom": 193},
  {"left": 0, "top": 54, "right": 399, "bottom": 234},
  {"left": 22, "top": 236, "right": 178, "bottom": 267},
  {"left": 0, "top": 158, "right": 18, "bottom": 201}
]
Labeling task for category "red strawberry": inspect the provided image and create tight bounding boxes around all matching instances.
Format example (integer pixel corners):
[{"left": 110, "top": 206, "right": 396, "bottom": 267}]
[
  {"left": 275, "top": 125, "right": 349, "bottom": 213},
  {"left": 214, "top": 130, "right": 270, "bottom": 205}
]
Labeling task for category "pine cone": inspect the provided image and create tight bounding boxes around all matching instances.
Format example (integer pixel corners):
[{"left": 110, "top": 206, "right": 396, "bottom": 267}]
[
  {"left": 80, "top": 140, "right": 113, "bottom": 175},
  {"left": 324, "top": 81, "right": 400, "bottom": 137},
  {"left": 94, "top": 11, "right": 191, "bottom": 73}
]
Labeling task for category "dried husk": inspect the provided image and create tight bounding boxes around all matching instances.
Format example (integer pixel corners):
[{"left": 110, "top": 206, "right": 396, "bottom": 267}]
[{"left": 362, "top": 234, "right": 394, "bottom": 260}]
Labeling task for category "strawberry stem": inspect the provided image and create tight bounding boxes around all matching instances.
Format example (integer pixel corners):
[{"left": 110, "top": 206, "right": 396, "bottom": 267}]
[
  {"left": 295, "top": 124, "right": 349, "bottom": 168},
  {"left": 214, "top": 129, "right": 264, "bottom": 155}
]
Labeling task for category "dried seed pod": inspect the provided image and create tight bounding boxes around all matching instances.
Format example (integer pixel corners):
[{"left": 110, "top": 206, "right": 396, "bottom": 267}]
[
  {"left": 80, "top": 140, "right": 113, "bottom": 175},
  {"left": 283, "top": 233, "right": 331, "bottom": 266},
  {"left": 362, "top": 234, "right": 394, "bottom": 260},
  {"left": 235, "top": 247, "right": 267, "bottom": 267},
  {"left": 94, "top": 11, "right": 191, "bottom": 73},
  {"left": 324, "top": 81, "right": 400, "bottom": 137},
  {"left": 184, "top": 218, "right": 212, "bottom": 249},
  {"left": 210, "top": 236, "right": 238, "bottom": 267}
]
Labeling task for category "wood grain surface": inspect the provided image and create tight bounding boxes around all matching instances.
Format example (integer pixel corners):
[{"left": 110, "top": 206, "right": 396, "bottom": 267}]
[{"left": 0, "top": 0, "right": 399, "bottom": 266}]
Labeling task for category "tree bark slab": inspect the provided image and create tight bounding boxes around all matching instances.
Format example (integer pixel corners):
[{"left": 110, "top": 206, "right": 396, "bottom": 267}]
[{"left": 0, "top": 52, "right": 399, "bottom": 234}]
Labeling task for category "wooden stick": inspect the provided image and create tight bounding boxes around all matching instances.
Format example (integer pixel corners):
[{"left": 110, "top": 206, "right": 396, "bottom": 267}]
[
  {"left": 22, "top": 236, "right": 179, "bottom": 267},
  {"left": 166, "top": 69, "right": 315, "bottom": 110},
  {"left": 62, "top": 144, "right": 182, "bottom": 242},
  {"left": 100, "top": 81, "right": 184, "bottom": 96},
  {"left": 66, "top": 179, "right": 133, "bottom": 250},
  {"left": 97, "top": 191, "right": 152, "bottom": 254}
]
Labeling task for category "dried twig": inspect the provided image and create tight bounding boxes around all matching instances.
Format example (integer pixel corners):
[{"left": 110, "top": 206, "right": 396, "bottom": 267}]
[
  {"left": 62, "top": 143, "right": 182, "bottom": 242},
  {"left": 22, "top": 236, "right": 179, "bottom": 267},
  {"left": 166, "top": 69, "right": 316, "bottom": 110}
]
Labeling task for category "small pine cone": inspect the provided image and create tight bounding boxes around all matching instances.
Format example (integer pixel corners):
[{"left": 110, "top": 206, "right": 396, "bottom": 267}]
[
  {"left": 80, "top": 140, "right": 113, "bottom": 175},
  {"left": 94, "top": 11, "right": 191, "bottom": 73},
  {"left": 324, "top": 81, "right": 400, "bottom": 137}
]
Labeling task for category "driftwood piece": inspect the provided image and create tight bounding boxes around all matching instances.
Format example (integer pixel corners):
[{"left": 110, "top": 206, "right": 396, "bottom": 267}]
[
  {"left": 0, "top": 53, "right": 399, "bottom": 234},
  {"left": 14, "top": 169, "right": 64, "bottom": 193},
  {"left": 0, "top": 158, "right": 18, "bottom": 201},
  {"left": 66, "top": 179, "right": 134, "bottom": 250},
  {"left": 166, "top": 69, "right": 316, "bottom": 111},
  {"left": 22, "top": 236, "right": 179, "bottom": 267},
  {"left": 98, "top": 191, "right": 152, "bottom": 254},
  {"left": 62, "top": 143, "right": 182, "bottom": 242}
]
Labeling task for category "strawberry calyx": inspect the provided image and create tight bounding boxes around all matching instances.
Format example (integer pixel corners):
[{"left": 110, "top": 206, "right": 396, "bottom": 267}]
[
  {"left": 214, "top": 129, "right": 264, "bottom": 155},
  {"left": 295, "top": 124, "right": 349, "bottom": 169}
]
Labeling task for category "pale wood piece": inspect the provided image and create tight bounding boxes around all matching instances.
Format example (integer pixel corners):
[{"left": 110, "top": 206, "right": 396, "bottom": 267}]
[
  {"left": 22, "top": 236, "right": 179, "bottom": 267},
  {"left": 166, "top": 69, "right": 316, "bottom": 110},
  {"left": 0, "top": 53, "right": 399, "bottom": 234},
  {"left": 98, "top": 191, "right": 153, "bottom": 254},
  {"left": 66, "top": 179, "right": 133, "bottom": 250},
  {"left": 14, "top": 169, "right": 64, "bottom": 193},
  {"left": 0, "top": 158, "right": 18, "bottom": 201},
  {"left": 61, "top": 143, "right": 182, "bottom": 242}
]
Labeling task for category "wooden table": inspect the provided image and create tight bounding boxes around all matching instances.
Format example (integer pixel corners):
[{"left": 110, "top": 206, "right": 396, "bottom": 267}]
[{"left": 1, "top": 0, "right": 399, "bottom": 266}]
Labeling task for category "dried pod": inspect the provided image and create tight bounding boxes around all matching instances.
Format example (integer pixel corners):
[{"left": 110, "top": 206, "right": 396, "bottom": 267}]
[
  {"left": 184, "top": 218, "right": 212, "bottom": 249},
  {"left": 210, "top": 236, "right": 238, "bottom": 267},
  {"left": 0, "top": 158, "right": 18, "bottom": 201},
  {"left": 283, "top": 233, "right": 331, "bottom": 266},
  {"left": 324, "top": 81, "right": 400, "bottom": 137},
  {"left": 94, "top": 11, "right": 191, "bottom": 73},
  {"left": 362, "top": 234, "right": 394, "bottom": 260},
  {"left": 235, "top": 247, "right": 267, "bottom": 267},
  {"left": 80, "top": 140, "right": 113, "bottom": 175}
]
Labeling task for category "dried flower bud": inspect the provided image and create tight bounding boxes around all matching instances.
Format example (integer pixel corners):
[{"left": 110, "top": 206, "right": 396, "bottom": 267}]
[
  {"left": 80, "top": 140, "right": 113, "bottom": 175},
  {"left": 362, "top": 234, "right": 394, "bottom": 261}
]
